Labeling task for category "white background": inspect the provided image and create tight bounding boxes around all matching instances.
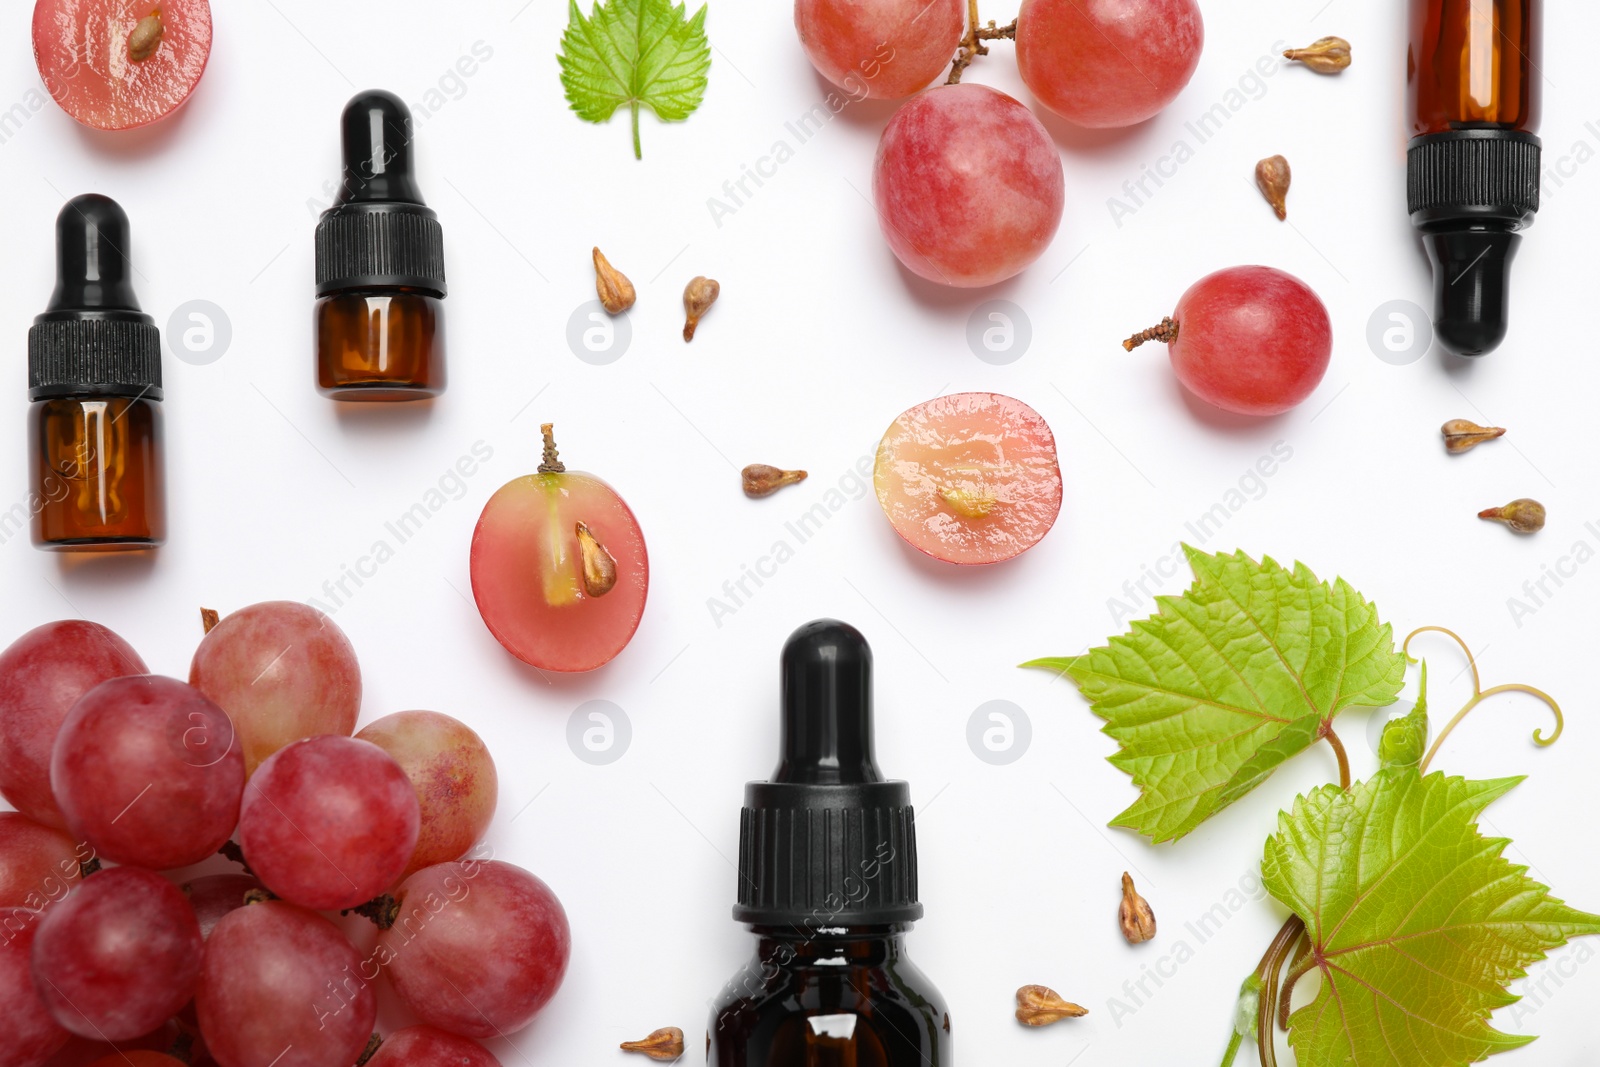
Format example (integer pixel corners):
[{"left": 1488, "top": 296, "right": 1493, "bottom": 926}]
[{"left": 3, "top": 0, "right": 1599, "bottom": 1063}]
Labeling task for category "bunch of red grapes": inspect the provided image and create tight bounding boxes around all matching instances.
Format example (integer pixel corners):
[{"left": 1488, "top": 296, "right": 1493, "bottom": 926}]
[
  {"left": 0, "top": 606, "right": 569, "bottom": 1067},
  {"left": 798, "top": 0, "right": 1204, "bottom": 287}
]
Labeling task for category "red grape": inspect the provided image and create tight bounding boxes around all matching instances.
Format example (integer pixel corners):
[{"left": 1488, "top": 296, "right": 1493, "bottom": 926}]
[
  {"left": 0, "top": 813, "right": 84, "bottom": 912},
  {"left": 1016, "top": 0, "right": 1203, "bottom": 128},
  {"left": 189, "top": 602, "right": 361, "bottom": 776},
  {"left": 238, "top": 736, "right": 418, "bottom": 911},
  {"left": 873, "top": 84, "right": 1065, "bottom": 287},
  {"left": 51, "top": 676, "right": 245, "bottom": 871},
  {"left": 1127, "top": 266, "right": 1333, "bottom": 416},
  {"left": 30, "top": 867, "right": 201, "bottom": 1041},
  {"left": 181, "top": 874, "right": 263, "bottom": 940},
  {"left": 0, "top": 621, "right": 146, "bottom": 828},
  {"left": 875, "top": 393, "right": 1063, "bottom": 565},
  {"left": 795, "top": 0, "right": 965, "bottom": 99},
  {"left": 366, "top": 1026, "right": 501, "bottom": 1067},
  {"left": 471, "top": 427, "right": 649, "bottom": 672},
  {"left": 354, "top": 712, "right": 498, "bottom": 881},
  {"left": 1, "top": 908, "right": 67, "bottom": 1067},
  {"left": 32, "top": 0, "right": 212, "bottom": 130},
  {"left": 197, "top": 901, "right": 375, "bottom": 1067},
  {"left": 377, "top": 861, "right": 570, "bottom": 1039}
]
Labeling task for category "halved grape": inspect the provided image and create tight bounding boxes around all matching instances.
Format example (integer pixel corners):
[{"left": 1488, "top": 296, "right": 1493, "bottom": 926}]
[
  {"left": 0, "top": 620, "right": 146, "bottom": 828},
  {"left": 874, "top": 393, "right": 1063, "bottom": 564},
  {"left": 30, "top": 867, "right": 201, "bottom": 1041},
  {"left": 32, "top": 0, "right": 213, "bottom": 130},
  {"left": 189, "top": 602, "right": 361, "bottom": 776},
  {"left": 238, "top": 736, "right": 418, "bottom": 911},
  {"left": 355, "top": 711, "right": 498, "bottom": 881},
  {"left": 182, "top": 873, "right": 263, "bottom": 940},
  {"left": 795, "top": 0, "right": 965, "bottom": 99},
  {"left": 377, "top": 861, "right": 570, "bottom": 1039},
  {"left": 51, "top": 676, "right": 245, "bottom": 870},
  {"left": 196, "top": 901, "right": 374, "bottom": 1067},
  {"left": 0, "top": 813, "right": 83, "bottom": 912},
  {"left": 1, "top": 908, "right": 67, "bottom": 1067},
  {"left": 471, "top": 428, "right": 649, "bottom": 672},
  {"left": 873, "top": 84, "right": 1065, "bottom": 287},
  {"left": 367, "top": 1027, "right": 501, "bottom": 1067},
  {"left": 1016, "top": 0, "right": 1203, "bottom": 128}
]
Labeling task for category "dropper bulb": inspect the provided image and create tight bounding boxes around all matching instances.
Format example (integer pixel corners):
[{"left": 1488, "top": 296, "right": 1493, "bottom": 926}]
[
  {"left": 338, "top": 90, "right": 425, "bottom": 206},
  {"left": 1425, "top": 229, "right": 1518, "bottom": 358},
  {"left": 48, "top": 194, "right": 141, "bottom": 314},
  {"left": 773, "top": 619, "right": 881, "bottom": 786}
]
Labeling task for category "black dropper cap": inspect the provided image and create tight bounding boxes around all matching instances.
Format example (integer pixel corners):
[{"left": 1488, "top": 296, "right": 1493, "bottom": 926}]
[
  {"left": 734, "top": 620, "right": 922, "bottom": 927},
  {"left": 29, "top": 194, "right": 161, "bottom": 402},
  {"left": 1408, "top": 129, "right": 1540, "bottom": 358},
  {"left": 315, "top": 90, "right": 447, "bottom": 298}
]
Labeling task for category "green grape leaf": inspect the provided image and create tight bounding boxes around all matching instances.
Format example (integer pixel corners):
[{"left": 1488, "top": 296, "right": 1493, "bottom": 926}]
[
  {"left": 1023, "top": 547, "right": 1407, "bottom": 842},
  {"left": 1379, "top": 660, "right": 1429, "bottom": 770},
  {"left": 558, "top": 0, "right": 711, "bottom": 159},
  {"left": 1264, "top": 769, "right": 1600, "bottom": 1066}
]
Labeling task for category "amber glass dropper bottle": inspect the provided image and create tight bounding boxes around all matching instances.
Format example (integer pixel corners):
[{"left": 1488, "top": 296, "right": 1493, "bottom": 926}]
[
  {"left": 1408, "top": 0, "right": 1542, "bottom": 357},
  {"left": 315, "top": 90, "right": 448, "bottom": 400},
  {"left": 29, "top": 194, "right": 166, "bottom": 552},
  {"left": 708, "top": 619, "right": 952, "bottom": 1066}
]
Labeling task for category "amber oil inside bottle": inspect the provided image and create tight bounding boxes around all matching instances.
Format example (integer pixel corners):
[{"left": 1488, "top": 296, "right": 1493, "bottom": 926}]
[
  {"left": 315, "top": 288, "right": 444, "bottom": 400},
  {"left": 1408, "top": 0, "right": 1541, "bottom": 135},
  {"left": 30, "top": 396, "right": 165, "bottom": 551}
]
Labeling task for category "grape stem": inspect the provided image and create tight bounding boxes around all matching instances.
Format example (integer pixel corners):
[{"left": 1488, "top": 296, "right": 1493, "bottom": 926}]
[
  {"left": 539, "top": 423, "right": 567, "bottom": 474},
  {"left": 217, "top": 840, "right": 253, "bottom": 875},
  {"left": 947, "top": 0, "right": 1017, "bottom": 84},
  {"left": 356, "top": 1033, "right": 382, "bottom": 1066},
  {"left": 344, "top": 893, "right": 400, "bottom": 930},
  {"left": 1123, "top": 317, "right": 1179, "bottom": 351}
]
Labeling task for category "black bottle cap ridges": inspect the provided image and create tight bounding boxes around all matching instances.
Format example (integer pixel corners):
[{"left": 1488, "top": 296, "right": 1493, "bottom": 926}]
[
  {"left": 315, "top": 90, "right": 447, "bottom": 298},
  {"left": 734, "top": 620, "right": 923, "bottom": 928},
  {"left": 1408, "top": 129, "right": 1540, "bottom": 358},
  {"left": 29, "top": 194, "right": 162, "bottom": 402}
]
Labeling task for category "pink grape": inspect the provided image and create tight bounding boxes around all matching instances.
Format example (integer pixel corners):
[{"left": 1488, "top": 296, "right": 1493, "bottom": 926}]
[
  {"left": 377, "top": 860, "right": 570, "bottom": 1039},
  {"left": 30, "top": 867, "right": 202, "bottom": 1041},
  {"left": 182, "top": 874, "right": 263, "bottom": 940},
  {"left": 0, "top": 813, "right": 84, "bottom": 912},
  {"left": 367, "top": 1026, "right": 501, "bottom": 1067},
  {"left": 795, "top": 0, "right": 965, "bottom": 99},
  {"left": 239, "top": 736, "right": 419, "bottom": 911},
  {"left": 355, "top": 711, "right": 499, "bottom": 881},
  {"left": 1, "top": 908, "right": 67, "bottom": 1067},
  {"left": 1016, "top": 0, "right": 1203, "bottom": 128},
  {"left": 196, "top": 901, "right": 375, "bottom": 1067},
  {"left": 188, "top": 602, "right": 361, "bottom": 776},
  {"left": 873, "top": 83, "right": 1064, "bottom": 287},
  {"left": 1129, "top": 266, "right": 1333, "bottom": 416},
  {"left": 51, "top": 676, "right": 245, "bottom": 870},
  {"left": 0, "top": 621, "right": 146, "bottom": 828}
]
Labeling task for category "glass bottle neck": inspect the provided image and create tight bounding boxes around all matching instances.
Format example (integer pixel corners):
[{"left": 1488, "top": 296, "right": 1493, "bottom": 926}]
[{"left": 749, "top": 924, "right": 911, "bottom": 967}]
